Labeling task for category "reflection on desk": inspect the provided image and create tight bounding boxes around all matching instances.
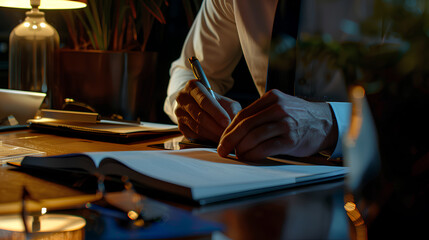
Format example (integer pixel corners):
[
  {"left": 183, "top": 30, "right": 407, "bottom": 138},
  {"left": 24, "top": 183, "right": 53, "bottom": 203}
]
[
  {"left": 191, "top": 180, "right": 348, "bottom": 240},
  {"left": 0, "top": 214, "right": 86, "bottom": 240},
  {"left": 0, "top": 129, "right": 352, "bottom": 240}
]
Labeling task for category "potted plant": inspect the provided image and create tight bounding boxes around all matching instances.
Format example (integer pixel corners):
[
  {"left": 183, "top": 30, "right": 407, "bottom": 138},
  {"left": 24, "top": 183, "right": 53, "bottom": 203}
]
[{"left": 52, "top": 0, "right": 167, "bottom": 121}]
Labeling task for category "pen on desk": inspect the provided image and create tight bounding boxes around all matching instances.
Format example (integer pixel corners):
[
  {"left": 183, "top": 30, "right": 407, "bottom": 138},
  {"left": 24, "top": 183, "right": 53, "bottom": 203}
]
[{"left": 188, "top": 56, "right": 217, "bottom": 99}]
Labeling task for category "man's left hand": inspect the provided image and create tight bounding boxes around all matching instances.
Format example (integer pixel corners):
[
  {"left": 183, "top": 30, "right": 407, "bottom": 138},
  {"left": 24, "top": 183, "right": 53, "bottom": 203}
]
[{"left": 217, "top": 90, "right": 338, "bottom": 161}]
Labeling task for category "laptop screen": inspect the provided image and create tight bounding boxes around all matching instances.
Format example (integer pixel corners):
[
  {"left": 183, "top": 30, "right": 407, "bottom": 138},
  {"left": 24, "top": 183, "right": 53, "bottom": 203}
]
[{"left": 0, "top": 89, "right": 46, "bottom": 125}]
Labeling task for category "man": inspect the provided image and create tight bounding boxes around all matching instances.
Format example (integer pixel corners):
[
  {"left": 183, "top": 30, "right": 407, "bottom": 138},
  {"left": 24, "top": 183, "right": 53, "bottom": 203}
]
[{"left": 164, "top": 0, "right": 372, "bottom": 161}]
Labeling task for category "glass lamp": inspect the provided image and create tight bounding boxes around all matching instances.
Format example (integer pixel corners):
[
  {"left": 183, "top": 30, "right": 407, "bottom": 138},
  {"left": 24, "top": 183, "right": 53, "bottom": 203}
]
[{"left": 0, "top": 0, "right": 86, "bottom": 107}]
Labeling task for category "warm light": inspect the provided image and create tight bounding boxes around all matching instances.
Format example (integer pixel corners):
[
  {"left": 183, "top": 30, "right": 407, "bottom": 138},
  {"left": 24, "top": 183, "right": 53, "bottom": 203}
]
[
  {"left": 0, "top": 214, "right": 86, "bottom": 233},
  {"left": 127, "top": 210, "right": 139, "bottom": 221},
  {"left": 344, "top": 201, "right": 356, "bottom": 212},
  {"left": 23, "top": 22, "right": 30, "bottom": 27},
  {"left": 346, "top": 85, "right": 365, "bottom": 145},
  {"left": 0, "top": 0, "right": 86, "bottom": 9},
  {"left": 40, "top": 22, "right": 46, "bottom": 28},
  {"left": 41, "top": 207, "right": 47, "bottom": 215},
  {"left": 32, "top": 24, "right": 37, "bottom": 29},
  {"left": 344, "top": 200, "right": 368, "bottom": 240},
  {"left": 351, "top": 85, "right": 365, "bottom": 99},
  {"left": 133, "top": 219, "right": 145, "bottom": 227},
  {"left": 344, "top": 201, "right": 364, "bottom": 226}
]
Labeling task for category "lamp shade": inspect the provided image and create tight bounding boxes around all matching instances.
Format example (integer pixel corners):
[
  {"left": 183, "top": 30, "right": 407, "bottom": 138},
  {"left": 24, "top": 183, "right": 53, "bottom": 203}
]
[{"left": 0, "top": 0, "right": 86, "bottom": 9}]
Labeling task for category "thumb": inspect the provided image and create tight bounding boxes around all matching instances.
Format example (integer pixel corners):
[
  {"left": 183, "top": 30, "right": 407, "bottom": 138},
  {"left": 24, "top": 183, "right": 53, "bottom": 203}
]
[{"left": 216, "top": 94, "right": 242, "bottom": 120}]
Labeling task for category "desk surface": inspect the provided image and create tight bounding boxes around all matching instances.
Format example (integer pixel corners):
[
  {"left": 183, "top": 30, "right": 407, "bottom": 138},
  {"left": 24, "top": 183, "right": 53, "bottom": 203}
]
[{"left": 0, "top": 129, "right": 351, "bottom": 240}]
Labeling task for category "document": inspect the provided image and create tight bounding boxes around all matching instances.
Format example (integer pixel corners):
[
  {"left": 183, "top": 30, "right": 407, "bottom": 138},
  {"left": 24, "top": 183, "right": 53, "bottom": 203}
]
[
  {"left": 17, "top": 148, "right": 347, "bottom": 204},
  {"left": 27, "top": 109, "right": 179, "bottom": 141}
]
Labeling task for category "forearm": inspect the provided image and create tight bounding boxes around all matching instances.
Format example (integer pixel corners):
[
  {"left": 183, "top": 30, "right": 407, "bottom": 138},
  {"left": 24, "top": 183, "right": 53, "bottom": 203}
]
[{"left": 164, "top": 0, "right": 242, "bottom": 123}]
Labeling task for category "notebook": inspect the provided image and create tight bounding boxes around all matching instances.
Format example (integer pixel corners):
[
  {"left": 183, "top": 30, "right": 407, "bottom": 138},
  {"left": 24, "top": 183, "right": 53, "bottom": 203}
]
[
  {"left": 0, "top": 88, "right": 46, "bottom": 127},
  {"left": 27, "top": 109, "right": 179, "bottom": 142},
  {"left": 13, "top": 148, "right": 348, "bottom": 205}
]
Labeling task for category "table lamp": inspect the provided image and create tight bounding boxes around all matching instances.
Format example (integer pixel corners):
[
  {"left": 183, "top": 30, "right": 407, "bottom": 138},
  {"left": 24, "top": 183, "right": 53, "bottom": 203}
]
[{"left": 0, "top": 0, "right": 86, "bottom": 107}]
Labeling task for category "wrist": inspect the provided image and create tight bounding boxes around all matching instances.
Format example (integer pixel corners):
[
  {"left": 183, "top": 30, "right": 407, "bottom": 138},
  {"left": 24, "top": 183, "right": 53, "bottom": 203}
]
[{"left": 319, "top": 102, "right": 339, "bottom": 153}]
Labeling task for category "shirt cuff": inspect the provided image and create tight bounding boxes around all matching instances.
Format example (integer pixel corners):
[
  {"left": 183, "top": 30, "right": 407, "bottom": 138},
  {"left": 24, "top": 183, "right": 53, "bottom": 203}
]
[
  {"left": 164, "top": 92, "right": 180, "bottom": 124},
  {"left": 328, "top": 102, "right": 351, "bottom": 158}
]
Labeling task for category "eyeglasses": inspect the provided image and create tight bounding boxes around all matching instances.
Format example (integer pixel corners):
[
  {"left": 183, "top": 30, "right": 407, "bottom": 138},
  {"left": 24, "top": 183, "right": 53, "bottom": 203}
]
[{"left": 87, "top": 174, "right": 166, "bottom": 229}]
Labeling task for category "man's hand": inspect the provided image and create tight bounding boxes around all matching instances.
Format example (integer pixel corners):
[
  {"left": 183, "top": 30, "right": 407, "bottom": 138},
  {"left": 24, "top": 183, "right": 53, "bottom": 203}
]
[
  {"left": 175, "top": 79, "right": 242, "bottom": 142},
  {"left": 217, "top": 89, "right": 338, "bottom": 161}
]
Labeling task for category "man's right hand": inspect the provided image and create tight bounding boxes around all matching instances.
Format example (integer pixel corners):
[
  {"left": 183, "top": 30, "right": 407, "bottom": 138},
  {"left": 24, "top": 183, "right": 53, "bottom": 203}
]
[{"left": 174, "top": 79, "right": 242, "bottom": 143}]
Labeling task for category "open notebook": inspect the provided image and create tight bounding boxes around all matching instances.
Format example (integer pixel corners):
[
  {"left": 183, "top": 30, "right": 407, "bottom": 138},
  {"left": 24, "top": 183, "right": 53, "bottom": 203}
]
[{"left": 14, "top": 148, "right": 347, "bottom": 205}]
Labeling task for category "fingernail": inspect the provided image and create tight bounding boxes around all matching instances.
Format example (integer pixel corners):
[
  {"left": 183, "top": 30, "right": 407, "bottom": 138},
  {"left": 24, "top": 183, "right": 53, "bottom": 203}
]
[{"left": 217, "top": 144, "right": 225, "bottom": 156}]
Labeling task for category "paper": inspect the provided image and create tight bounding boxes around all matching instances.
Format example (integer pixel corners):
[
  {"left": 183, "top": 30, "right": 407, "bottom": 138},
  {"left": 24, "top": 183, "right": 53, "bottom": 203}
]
[
  {"left": 86, "top": 149, "right": 347, "bottom": 201},
  {"left": 0, "top": 142, "right": 45, "bottom": 165},
  {"left": 28, "top": 118, "right": 178, "bottom": 135}
]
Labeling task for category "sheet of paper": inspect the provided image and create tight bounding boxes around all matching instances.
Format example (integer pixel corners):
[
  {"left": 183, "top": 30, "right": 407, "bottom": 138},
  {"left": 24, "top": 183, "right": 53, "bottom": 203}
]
[
  {"left": 29, "top": 119, "right": 178, "bottom": 134},
  {"left": 86, "top": 149, "right": 346, "bottom": 199}
]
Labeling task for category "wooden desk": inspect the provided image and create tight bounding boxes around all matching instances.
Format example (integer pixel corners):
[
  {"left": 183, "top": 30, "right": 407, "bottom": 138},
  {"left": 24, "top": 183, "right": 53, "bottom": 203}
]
[{"left": 0, "top": 129, "right": 350, "bottom": 240}]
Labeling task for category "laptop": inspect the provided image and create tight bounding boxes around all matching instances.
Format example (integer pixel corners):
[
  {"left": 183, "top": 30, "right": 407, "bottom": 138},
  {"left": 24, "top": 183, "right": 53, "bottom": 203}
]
[{"left": 0, "top": 88, "right": 46, "bottom": 129}]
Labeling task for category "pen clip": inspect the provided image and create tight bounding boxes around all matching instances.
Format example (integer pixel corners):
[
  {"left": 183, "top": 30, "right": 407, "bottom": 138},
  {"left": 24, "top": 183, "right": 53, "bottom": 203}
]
[
  {"left": 188, "top": 56, "right": 217, "bottom": 99},
  {"left": 188, "top": 57, "right": 201, "bottom": 80},
  {"left": 191, "top": 65, "right": 201, "bottom": 79}
]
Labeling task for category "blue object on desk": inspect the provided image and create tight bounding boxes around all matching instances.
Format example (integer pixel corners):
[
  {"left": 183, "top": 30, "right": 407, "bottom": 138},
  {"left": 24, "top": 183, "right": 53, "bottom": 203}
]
[
  {"left": 0, "top": 124, "right": 28, "bottom": 132},
  {"left": 86, "top": 199, "right": 224, "bottom": 239}
]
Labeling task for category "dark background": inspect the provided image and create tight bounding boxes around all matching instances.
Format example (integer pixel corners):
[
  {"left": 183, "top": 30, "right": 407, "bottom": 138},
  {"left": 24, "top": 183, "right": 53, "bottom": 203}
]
[{"left": 0, "top": 0, "right": 258, "bottom": 123}]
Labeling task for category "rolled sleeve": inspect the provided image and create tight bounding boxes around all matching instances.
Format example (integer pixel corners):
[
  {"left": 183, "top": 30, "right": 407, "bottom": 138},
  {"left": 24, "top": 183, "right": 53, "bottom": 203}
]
[{"left": 163, "top": 0, "right": 242, "bottom": 123}]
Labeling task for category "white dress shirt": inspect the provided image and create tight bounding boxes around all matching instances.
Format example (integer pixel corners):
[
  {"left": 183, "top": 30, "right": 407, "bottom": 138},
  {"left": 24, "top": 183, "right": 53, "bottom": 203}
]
[{"left": 164, "top": 0, "right": 373, "bottom": 157}]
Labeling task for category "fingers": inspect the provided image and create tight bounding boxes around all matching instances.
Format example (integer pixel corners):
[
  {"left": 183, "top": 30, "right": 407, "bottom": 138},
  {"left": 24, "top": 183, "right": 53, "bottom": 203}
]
[
  {"left": 229, "top": 89, "right": 283, "bottom": 125},
  {"left": 236, "top": 136, "right": 297, "bottom": 161},
  {"left": 189, "top": 81, "right": 231, "bottom": 127},
  {"left": 234, "top": 118, "right": 298, "bottom": 158},
  {"left": 175, "top": 107, "right": 222, "bottom": 142},
  {"left": 217, "top": 90, "right": 337, "bottom": 160},
  {"left": 176, "top": 92, "right": 225, "bottom": 134},
  {"left": 222, "top": 89, "right": 288, "bottom": 139},
  {"left": 217, "top": 94, "right": 242, "bottom": 120},
  {"left": 217, "top": 90, "right": 317, "bottom": 160},
  {"left": 218, "top": 102, "right": 291, "bottom": 157},
  {"left": 174, "top": 80, "right": 231, "bottom": 142}
]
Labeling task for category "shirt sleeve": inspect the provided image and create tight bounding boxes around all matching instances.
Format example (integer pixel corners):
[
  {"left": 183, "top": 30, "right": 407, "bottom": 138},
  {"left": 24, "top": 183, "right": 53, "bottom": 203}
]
[
  {"left": 328, "top": 101, "right": 351, "bottom": 158},
  {"left": 164, "top": 0, "right": 243, "bottom": 123}
]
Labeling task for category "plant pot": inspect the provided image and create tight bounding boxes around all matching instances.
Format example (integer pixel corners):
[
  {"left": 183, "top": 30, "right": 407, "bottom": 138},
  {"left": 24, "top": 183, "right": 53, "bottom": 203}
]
[{"left": 52, "top": 49, "right": 158, "bottom": 121}]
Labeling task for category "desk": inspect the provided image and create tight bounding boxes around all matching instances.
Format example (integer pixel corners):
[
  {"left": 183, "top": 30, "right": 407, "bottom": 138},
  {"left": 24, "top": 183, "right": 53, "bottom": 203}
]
[{"left": 0, "top": 129, "right": 351, "bottom": 240}]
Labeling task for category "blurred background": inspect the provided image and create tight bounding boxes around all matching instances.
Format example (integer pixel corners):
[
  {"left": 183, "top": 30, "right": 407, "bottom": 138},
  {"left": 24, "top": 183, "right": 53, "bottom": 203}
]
[{"left": 0, "top": 0, "right": 258, "bottom": 124}]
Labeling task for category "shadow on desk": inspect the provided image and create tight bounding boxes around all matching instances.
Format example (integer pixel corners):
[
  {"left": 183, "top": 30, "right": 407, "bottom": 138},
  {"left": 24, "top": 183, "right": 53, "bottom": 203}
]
[
  {"left": 29, "top": 127, "right": 182, "bottom": 144},
  {"left": 9, "top": 159, "right": 350, "bottom": 240}
]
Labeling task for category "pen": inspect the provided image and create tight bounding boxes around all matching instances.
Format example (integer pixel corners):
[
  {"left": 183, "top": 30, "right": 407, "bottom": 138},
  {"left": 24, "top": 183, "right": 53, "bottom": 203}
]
[{"left": 188, "top": 56, "right": 216, "bottom": 99}]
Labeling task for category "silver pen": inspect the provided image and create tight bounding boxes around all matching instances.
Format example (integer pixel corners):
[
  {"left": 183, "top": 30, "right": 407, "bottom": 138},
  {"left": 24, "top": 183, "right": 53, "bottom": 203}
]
[{"left": 188, "top": 56, "right": 216, "bottom": 99}]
